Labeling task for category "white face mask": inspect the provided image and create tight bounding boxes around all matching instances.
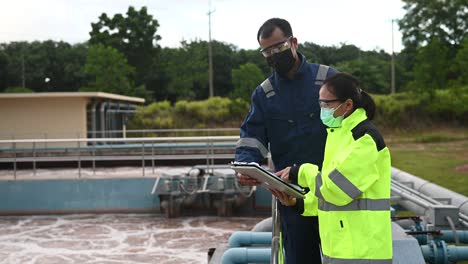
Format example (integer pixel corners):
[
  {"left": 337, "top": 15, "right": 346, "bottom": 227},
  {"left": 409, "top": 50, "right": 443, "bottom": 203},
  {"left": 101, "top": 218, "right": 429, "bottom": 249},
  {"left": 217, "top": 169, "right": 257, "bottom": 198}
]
[{"left": 320, "top": 103, "right": 345, "bottom": 128}]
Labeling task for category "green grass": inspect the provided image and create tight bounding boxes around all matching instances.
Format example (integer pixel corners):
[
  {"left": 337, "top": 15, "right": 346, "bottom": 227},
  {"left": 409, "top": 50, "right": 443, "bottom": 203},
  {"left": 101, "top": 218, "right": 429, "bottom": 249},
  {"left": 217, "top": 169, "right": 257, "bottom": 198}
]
[
  {"left": 386, "top": 128, "right": 468, "bottom": 196},
  {"left": 384, "top": 127, "right": 468, "bottom": 263}
]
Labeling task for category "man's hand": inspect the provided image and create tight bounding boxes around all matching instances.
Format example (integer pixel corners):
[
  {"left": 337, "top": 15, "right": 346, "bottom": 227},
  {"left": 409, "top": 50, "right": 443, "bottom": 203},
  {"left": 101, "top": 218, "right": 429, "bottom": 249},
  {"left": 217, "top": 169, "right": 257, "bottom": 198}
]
[
  {"left": 237, "top": 173, "right": 261, "bottom": 186},
  {"left": 270, "top": 189, "right": 297, "bottom": 206},
  {"left": 275, "top": 166, "right": 291, "bottom": 182}
]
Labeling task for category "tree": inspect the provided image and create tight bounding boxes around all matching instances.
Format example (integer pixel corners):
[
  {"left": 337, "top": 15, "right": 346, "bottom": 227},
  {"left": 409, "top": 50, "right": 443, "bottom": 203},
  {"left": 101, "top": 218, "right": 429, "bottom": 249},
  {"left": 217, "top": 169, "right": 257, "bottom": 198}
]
[
  {"left": 211, "top": 41, "right": 238, "bottom": 98},
  {"left": 412, "top": 38, "right": 450, "bottom": 99},
  {"left": 0, "top": 50, "right": 8, "bottom": 91},
  {"left": 89, "top": 6, "right": 161, "bottom": 86},
  {"left": 300, "top": 42, "right": 361, "bottom": 66},
  {"left": 399, "top": 0, "right": 468, "bottom": 49},
  {"left": 453, "top": 39, "right": 468, "bottom": 85},
  {"left": 1, "top": 42, "right": 29, "bottom": 90},
  {"left": 4, "top": 86, "right": 33, "bottom": 93},
  {"left": 231, "top": 63, "right": 265, "bottom": 101},
  {"left": 336, "top": 56, "right": 390, "bottom": 94},
  {"left": 0, "top": 41, "right": 88, "bottom": 92},
  {"left": 153, "top": 40, "right": 239, "bottom": 102},
  {"left": 82, "top": 44, "right": 137, "bottom": 96},
  {"left": 163, "top": 41, "right": 208, "bottom": 101},
  {"left": 235, "top": 48, "right": 270, "bottom": 77}
]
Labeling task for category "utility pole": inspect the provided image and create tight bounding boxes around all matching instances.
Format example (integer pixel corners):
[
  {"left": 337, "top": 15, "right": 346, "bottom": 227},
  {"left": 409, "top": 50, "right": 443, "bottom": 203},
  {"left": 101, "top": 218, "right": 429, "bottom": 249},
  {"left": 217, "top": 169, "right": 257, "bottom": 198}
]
[
  {"left": 391, "top": 19, "right": 396, "bottom": 94},
  {"left": 207, "top": 0, "right": 215, "bottom": 98},
  {"left": 21, "top": 53, "right": 25, "bottom": 88}
]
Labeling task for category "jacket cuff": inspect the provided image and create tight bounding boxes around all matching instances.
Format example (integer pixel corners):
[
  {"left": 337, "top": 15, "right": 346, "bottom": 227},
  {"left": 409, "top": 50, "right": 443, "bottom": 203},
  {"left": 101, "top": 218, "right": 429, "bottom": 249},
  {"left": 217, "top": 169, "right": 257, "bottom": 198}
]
[
  {"left": 289, "top": 164, "right": 300, "bottom": 184},
  {"left": 293, "top": 198, "right": 304, "bottom": 214}
]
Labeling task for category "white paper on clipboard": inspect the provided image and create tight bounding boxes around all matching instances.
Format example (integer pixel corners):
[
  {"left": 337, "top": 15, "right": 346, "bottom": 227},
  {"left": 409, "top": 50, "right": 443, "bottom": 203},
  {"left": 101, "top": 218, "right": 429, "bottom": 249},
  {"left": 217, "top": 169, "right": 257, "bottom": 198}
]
[{"left": 230, "top": 162, "right": 307, "bottom": 199}]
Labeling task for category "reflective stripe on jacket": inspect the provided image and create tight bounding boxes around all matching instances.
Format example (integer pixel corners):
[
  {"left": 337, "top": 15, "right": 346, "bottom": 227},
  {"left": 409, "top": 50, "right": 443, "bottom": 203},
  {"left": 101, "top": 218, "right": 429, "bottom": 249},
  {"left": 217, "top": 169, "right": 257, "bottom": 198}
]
[{"left": 298, "top": 108, "right": 393, "bottom": 262}]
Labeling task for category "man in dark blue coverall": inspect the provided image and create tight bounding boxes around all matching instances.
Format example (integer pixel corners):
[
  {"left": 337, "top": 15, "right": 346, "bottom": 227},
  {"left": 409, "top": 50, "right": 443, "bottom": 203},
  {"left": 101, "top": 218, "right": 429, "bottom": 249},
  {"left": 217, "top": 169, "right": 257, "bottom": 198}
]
[{"left": 235, "top": 18, "right": 338, "bottom": 264}]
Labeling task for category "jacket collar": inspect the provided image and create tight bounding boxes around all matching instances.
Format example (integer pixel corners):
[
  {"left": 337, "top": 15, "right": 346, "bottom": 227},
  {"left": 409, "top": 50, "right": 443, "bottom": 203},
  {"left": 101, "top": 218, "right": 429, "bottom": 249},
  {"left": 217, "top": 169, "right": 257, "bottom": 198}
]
[
  {"left": 295, "top": 52, "right": 308, "bottom": 77},
  {"left": 335, "top": 108, "right": 368, "bottom": 131}
]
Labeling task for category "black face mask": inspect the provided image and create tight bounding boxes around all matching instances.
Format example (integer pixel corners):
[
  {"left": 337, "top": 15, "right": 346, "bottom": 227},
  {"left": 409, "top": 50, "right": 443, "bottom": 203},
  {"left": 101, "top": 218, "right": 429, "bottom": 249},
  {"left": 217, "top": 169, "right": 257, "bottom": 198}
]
[{"left": 266, "top": 49, "right": 296, "bottom": 78}]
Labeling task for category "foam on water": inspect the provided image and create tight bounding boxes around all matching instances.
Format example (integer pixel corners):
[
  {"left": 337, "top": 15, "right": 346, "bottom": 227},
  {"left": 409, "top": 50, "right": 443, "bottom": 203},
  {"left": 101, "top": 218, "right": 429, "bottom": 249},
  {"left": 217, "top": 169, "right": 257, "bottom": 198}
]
[{"left": 0, "top": 214, "right": 263, "bottom": 264}]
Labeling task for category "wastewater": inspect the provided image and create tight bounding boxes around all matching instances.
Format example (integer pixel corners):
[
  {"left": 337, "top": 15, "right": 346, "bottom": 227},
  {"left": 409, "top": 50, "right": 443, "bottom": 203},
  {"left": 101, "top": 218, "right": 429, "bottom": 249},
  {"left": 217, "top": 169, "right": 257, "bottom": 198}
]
[{"left": 0, "top": 214, "right": 263, "bottom": 264}]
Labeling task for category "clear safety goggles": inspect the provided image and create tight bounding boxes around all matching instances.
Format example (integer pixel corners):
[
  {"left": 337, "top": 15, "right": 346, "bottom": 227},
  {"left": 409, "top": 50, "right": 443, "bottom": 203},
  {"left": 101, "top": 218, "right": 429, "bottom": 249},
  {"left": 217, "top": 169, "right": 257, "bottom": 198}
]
[
  {"left": 318, "top": 99, "right": 343, "bottom": 108},
  {"left": 260, "top": 36, "right": 293, "bottom": 57}
]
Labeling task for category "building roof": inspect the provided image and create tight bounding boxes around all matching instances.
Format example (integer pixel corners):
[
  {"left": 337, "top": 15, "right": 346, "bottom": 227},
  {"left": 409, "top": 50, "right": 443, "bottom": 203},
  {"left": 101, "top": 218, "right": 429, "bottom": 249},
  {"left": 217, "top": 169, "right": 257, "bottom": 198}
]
[{"left": 0, "top": 92, "right": 145, "bottom": 103}]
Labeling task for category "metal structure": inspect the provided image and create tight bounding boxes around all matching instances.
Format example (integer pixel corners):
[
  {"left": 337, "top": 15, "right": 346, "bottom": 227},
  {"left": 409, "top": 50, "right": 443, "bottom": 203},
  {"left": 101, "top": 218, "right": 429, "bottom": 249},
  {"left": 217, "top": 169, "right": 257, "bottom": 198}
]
[
  {"left": 214, "top": 167, "right": 468, "bottom": 264},
  {"left": 2, "top": 133, "right": 468, "bottom": 263},
  {"left": 0, "top": 135, "right": 239, "bottom": 179},
  {"left": 150, "top": 165, "right": 255, "bottom": 217}
]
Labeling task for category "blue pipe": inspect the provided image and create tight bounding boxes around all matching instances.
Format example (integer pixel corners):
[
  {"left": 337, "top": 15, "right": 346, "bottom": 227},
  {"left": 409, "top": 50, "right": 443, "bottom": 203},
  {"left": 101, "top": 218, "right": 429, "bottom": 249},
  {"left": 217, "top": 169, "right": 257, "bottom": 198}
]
[
  {"left": 221, "top": 248, "right": 271, "bottom": 264},
  {"left": 410, "top": 230, "right": 468, "bottom": 245},
  {"left": 421, "top": 240, "right": 468, "bottom": 263},
  {"left": 228, "top": 231, "right": 272, "bottom": 248},
  {"left": 440, "top": 230, "right": 468, "bottom": 244}
]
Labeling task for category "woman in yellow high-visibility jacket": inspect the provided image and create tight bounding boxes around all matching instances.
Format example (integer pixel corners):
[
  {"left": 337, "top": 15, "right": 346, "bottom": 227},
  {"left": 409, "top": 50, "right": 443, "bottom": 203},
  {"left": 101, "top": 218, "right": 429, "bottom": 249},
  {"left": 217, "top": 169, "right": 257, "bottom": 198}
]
[{"left": 271, "top": 72, "right": 392, "bottom": 263}]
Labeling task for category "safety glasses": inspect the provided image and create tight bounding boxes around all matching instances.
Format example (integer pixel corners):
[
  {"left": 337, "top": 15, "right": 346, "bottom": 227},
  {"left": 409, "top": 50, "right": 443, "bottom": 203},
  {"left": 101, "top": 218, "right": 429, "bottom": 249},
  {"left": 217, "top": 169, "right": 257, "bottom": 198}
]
[
  {"left": 318, "top": 99, "right": 342, "bottom": 108},
  {"left": 260, "top": 36, "right": 293, "bottom": 57}
]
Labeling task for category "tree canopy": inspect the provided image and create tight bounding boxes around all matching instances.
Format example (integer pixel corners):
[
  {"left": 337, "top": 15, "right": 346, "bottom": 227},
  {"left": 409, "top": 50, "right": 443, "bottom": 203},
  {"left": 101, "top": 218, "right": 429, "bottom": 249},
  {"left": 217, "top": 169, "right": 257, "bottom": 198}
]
[
  {"left": 0, "top": 3, "right": 466, "bottom": 107},
  {"left": 89, "top": 6, "right": 161, "bottom": 87},
  {"left": 399, "top": 0, "right": 468, "bottom": 49}
]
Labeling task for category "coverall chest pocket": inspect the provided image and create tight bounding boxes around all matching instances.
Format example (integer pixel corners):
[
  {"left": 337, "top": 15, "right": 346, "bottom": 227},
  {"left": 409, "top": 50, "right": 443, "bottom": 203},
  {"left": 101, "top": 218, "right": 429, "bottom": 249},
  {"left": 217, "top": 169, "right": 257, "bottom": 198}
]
[
  {"left": 298, "top": 111, "right": 319, "bottom": 134},
  {"left": 266, "top": 113, "right": 295, "bottom": 152}
]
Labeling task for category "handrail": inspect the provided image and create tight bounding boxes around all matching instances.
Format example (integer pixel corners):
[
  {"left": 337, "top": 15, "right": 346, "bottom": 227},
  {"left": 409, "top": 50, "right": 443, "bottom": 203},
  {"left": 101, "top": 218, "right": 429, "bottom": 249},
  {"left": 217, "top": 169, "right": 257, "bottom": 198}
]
[
  {"left": 0, "top": 128, "right": 240, "bottom": 139},
  {"left": 0, "top": 136, "right": 240, "bottom": 180},
  {"left": 0, "top": 136, "right": 239, "bottom": 144}
]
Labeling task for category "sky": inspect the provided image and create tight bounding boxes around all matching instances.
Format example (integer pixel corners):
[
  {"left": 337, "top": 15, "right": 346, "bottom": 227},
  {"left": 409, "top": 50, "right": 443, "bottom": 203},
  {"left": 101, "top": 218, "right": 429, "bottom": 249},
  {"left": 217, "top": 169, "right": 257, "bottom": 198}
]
[{"left": 0, "top": 0, "right": 406, "bottom": 53}]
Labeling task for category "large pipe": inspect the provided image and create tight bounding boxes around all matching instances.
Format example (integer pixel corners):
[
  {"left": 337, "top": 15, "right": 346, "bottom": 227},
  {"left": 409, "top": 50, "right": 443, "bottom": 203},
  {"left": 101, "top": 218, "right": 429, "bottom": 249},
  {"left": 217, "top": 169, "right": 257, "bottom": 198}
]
[
  {"left": 99, "top": 102, "right": 138, "bottom": 138},
  {"left": 227, "top": 231, "right": 272, "bottom": 248},
  {"left": 100, "top": 101, "right": 107, "bottom": 138},
  {"left": 392, "top": 167, "right": 468, "bottom": 216},
  {"left": 90, "top": 100, "right": 98, "bottom": 139},
  {"left": 391, "top": 183, "right": 432, "bottom": 216},
  {"left": 221, "top": 248, "right": 271, "bottom": 264},
  {"left": 252, "top": 217, "right": 272, "bottom": 232},
  {"left": 421, "top": 241, "right": 468, "bottom": 263},
  {"left": 411, "top": 230, "right": 468, "bottom": 245}
]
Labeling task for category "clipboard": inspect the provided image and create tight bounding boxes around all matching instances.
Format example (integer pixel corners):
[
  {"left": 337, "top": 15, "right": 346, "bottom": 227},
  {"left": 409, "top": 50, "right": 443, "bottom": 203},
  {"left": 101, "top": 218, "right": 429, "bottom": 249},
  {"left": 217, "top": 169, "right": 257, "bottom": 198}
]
[{"left": 230, "top": 162, "right": 307, "bottom": 199}]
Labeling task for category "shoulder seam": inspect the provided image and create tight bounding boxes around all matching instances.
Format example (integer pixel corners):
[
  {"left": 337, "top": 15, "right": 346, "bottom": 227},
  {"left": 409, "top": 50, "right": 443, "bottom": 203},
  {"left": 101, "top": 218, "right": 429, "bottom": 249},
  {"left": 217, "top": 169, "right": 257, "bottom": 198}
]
[{"left": 351, "top": 120, "right": 386, "bottom": 151}]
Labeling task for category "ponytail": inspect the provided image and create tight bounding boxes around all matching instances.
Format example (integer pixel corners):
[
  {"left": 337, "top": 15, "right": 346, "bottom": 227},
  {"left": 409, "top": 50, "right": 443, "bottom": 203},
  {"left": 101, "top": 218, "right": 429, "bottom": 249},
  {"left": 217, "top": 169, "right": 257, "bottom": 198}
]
[
  {"left": 323, "top": 72, "right": 377, "bottom": 120},
  {"left": 358, "top": 90, "right": 376, "bottom": 120}
]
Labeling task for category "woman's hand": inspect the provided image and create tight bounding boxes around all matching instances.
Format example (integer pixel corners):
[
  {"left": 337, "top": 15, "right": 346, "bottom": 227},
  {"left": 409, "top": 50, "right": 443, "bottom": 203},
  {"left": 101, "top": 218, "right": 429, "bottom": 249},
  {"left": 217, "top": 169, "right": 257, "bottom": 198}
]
[
  {"left": 236, "top": 173, "right": 261, "bottom": 186},
  {"left": 270, "top": 189, "right": 297, "bottom": 206},
  {"left": 275, "top": 166, "right": 291, "bottom": 182}
]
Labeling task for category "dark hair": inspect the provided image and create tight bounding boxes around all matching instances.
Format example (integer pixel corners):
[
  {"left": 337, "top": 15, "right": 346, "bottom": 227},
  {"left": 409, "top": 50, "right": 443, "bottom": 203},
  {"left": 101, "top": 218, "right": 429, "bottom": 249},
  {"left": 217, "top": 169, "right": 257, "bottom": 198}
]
[
  {"left": 257, "top": 18, "right": 293, "bottom": 43},
  {"left": 323, "top": 73, "right": 376, "bottom": 120}
]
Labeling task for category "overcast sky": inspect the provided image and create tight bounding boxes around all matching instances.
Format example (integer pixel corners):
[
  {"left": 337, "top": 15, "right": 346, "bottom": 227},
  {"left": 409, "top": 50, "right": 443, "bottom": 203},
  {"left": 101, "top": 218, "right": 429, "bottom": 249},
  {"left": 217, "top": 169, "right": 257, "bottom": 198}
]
[{"left": 0, "top": 0, "right": 406, "bottom": 53}]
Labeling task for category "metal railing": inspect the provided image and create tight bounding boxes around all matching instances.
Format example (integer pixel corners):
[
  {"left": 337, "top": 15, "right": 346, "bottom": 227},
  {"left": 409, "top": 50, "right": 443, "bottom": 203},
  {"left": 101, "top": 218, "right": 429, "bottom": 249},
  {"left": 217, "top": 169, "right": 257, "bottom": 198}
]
[
  {"left": 0, "top": 128, "right": 240, "bottom": 141},
  {"left": 0, "top": 136, "right": 239, "bottom": 179}
]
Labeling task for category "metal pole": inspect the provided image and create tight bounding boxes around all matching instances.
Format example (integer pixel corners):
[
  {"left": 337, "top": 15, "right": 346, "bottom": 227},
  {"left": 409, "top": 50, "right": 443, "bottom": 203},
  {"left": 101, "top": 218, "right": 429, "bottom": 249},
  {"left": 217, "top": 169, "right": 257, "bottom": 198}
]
[
  {"left": 142, "top": 142, "right": 145, "bottom": 177},
  {"left": 271, "top": 197, "right": 280, "bottom": 264},
  {"left": 206, "top": 141, "right": 210, "bottom": 174},
  {"left": 207, "top": 0, "right": 215, "bottom": 98},
  {"left": 77, "top": 137, "right": 81, "bottom": 178},
  {"left": 92, "top": 143, "right": 96, "bottom": 175},
  {"left": 33, "top": 141, "right": 36, "bottom": 176},
  {"left": 151, "top": 142, "right": 155, "bottom": 175},
  {"left": 21, "top": 53, "right": 25, "bottom": 88},
  {"left": 391, "top": 19, "right": 396, "bottom": 94},
  {"left": 13, "top": 142, "right": 17, "bottom": 180}
]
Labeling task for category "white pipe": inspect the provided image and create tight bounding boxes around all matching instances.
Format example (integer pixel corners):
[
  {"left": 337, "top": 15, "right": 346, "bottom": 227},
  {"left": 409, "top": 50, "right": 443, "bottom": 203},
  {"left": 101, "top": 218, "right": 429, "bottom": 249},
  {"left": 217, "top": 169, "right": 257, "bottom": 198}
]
[{"left": 392, "top": 167, "right": 468, "bottom": 217}]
